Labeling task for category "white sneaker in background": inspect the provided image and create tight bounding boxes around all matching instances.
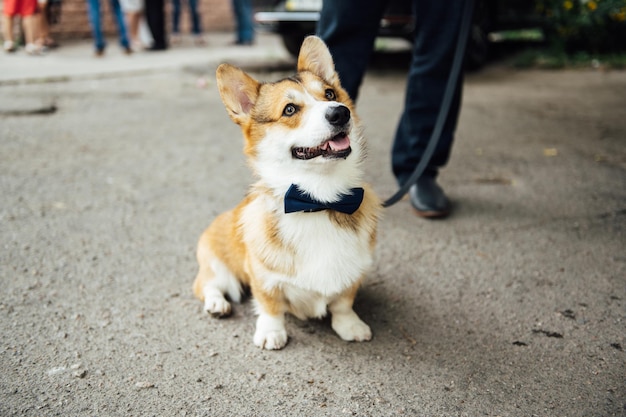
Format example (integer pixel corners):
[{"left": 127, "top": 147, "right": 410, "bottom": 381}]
[{"left": 4, "top": 40, "right": 17, "bottom": 53}]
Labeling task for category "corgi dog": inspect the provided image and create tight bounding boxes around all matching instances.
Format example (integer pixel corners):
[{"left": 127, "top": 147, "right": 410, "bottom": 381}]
[{"left": 193, "top": 36, "right": 381, "bottom": 350}]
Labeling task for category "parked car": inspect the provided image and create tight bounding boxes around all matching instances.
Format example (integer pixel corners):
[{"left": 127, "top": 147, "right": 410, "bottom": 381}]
[
  {"left": 254, "top": 0, "right": 540, "bottom": 69},
  {"left": 255, "top": 0, "right": 414, "bottom": 57}
]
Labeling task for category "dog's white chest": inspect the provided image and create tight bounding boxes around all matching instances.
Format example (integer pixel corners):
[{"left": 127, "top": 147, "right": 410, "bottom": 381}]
[{"left": 275, "top": 212, "right": 372, "bottom": 296}]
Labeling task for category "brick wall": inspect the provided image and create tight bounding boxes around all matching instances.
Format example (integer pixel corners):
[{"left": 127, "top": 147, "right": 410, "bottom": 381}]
[{"left": 1, "top": 0, "right": 235, "bottom": 41}]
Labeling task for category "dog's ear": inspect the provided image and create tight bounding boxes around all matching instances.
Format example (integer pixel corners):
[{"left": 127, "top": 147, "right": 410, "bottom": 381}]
[
  {"left": 297, "top": 36, "right": 339, "bottom": 85},
  {"left": 216, "top": 63, "right": 260, "bottom": 125}
]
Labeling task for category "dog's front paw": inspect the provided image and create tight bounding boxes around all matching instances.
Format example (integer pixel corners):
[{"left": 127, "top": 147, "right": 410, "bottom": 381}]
[
  {"left": 254, "top": 329, "right": 288, "bottom": 350},
  {"left": 332, "top": 313, "right": 372, "bottom": 342},
  {"left": 204, "top": 296, "right": 231, "bottom": 317},
  {"left": 254, "top": 314, "right": 288, "bottom": 350}
]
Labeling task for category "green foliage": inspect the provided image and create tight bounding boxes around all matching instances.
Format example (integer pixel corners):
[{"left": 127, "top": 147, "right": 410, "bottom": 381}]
[
  {"left": 535, "top": 0, "right": 626, "bottom": 53},
  {"left": 511, "top": 47, "right": 626, "bottom": 69}
]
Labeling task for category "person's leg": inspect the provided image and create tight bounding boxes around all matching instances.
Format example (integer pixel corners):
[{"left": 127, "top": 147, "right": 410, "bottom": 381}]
[
  {"left": 188, "top": 0, "right": 202, "bottom": 35},
  {"left": 392, "top": 0, "right": 467, "bottom": 216},
  {"left": 145, "top": 0, "right": 166, "bottom": 49},
  {"left": 171, "top": 0, "right": 181, "bottom": 35},
  {"left": 235, "top": 0, "right": 254, "bottom": 43},
  {"left": 189, "top": 0, "right": 205, "bottom": 44},
  {"left": 22, "top": 14, "right": 38, "bottom": 46},
  {"left": 126, "top": 11, "right": 141, "bottom": 47},
  {"left": 86, "top": 0, "right": 106, "bottom": 52},
  {"left": 20, "top": 0, "right": 42, "bottom": 54},
  {"left": 3, "top": 15, "right": 16, "bottom": 51},
  {"left": 316, "top": 0, "right": 387, "bottom": 101},
  {"left": 109, "top": 0, "right": 130, "bottom": 49},
  {"left": 37, "top": 0, "right": 50, "bottom": 47},
  {"left": 231, "top": 0, "right": 246, "bottom": 43}
]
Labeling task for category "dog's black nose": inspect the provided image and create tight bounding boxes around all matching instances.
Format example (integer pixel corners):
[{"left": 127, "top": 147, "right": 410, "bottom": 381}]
[{"left": 325, "top": 105, "right": 350, "bottom": 126}]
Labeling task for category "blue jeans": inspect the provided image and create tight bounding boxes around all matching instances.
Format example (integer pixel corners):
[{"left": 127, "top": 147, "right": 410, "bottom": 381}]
[
  {"left": 317, "top": 0, "right": 466, "bottom": 185},
  {"left": 172, "top": 0, "right": 202, "bottom": 35},
  {"left": 232, "top": 0, "right": 254, "bottom": 43},
  {"left": 86, "top": 0, "right": 130, "bottom": 50}
]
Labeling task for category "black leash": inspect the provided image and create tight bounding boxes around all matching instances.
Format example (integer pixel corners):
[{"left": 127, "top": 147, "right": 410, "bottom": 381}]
[{"left": 382, "top": 0, "right": 475, "bottom": 207}]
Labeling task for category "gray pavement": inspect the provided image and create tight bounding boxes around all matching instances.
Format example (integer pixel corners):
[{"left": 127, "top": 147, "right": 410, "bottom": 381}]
[
  {"left": 1, "top": 32, "right": 625, "bottom": 416},
  {"left": 0, "top": 32, "right": 292, "bottom": 85}
]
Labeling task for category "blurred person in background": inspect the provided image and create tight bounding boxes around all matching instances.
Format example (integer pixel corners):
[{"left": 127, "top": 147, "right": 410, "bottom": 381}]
[
  {"left": 145, "top": 0, "right": 167, "bottom": 50},
  {"left": 86, "top": 0, "right": 132, "bottom": 56},
  {"left": 120, "top": 0, "right": 143, "bottom": 50},
  {"left": 231, "top": 0, "right": 254, "bottom": 45},
  {"left": 3, "top": 0, "right": 43, "bottom": 54},
  {"left": 37, "top": 0, "right": 60, "bottom": 50},
  {"left": 171, "top": 0, "right": 205, "bottom": 45}
]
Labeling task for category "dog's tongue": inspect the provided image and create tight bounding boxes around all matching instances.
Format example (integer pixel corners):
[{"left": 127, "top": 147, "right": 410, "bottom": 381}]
[{"left": 324, "top": 134, "right": 351, "bottom": 151}]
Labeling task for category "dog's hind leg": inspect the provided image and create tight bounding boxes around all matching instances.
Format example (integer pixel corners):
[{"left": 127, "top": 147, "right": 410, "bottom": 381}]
[
  {"left": 193, "top": 235, "right": 242, "bottom": 317},
  {"left": 195, "top": 261, "right": 241, "bottom": 317}
]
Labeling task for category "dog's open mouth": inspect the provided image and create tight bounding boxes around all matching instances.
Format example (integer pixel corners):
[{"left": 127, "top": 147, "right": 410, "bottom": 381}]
[{"left": 292, "top": 132, "right": 352, "bottom": 160}]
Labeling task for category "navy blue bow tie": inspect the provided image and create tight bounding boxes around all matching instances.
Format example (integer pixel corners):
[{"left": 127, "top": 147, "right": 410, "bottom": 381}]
[{"left": 284, "top": 184, "right": 364, "bottom": 214}]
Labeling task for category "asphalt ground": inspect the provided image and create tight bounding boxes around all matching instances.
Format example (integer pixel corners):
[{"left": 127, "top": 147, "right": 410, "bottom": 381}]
[{"left": 1, "top": 32, "right": 625, "bottom": 416}]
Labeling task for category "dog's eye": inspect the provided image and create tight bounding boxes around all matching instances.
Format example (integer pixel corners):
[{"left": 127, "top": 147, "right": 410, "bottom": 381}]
[
  {"left": 283, "top": 104, "right": 298, "bottom": 116},
  {"left": 325, "top": 89, "right": 336, "bottom": 101}
]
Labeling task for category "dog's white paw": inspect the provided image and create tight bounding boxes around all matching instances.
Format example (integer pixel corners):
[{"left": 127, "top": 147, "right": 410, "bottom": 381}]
[
  {"left": 204, "top": 296, "right": 231, "bottom": 317},
  {"left": 332, "top": 313, "right": 372, "bottom": 342},
  {"left": 254, "top": 329, "right": 288, "bottom": 350},
  {"left": 254, "top": 314, "right": 288, "bottom": 350}
]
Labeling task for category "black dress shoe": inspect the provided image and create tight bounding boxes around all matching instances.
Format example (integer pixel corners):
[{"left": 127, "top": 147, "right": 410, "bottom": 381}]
[{"left": 409, "top": 176, "right": 451, "bottom": 218}]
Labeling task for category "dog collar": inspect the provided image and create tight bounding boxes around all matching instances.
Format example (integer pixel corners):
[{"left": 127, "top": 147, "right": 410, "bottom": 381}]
[{"left": 284, "top": 184, "right": 364, "bottom": 214}]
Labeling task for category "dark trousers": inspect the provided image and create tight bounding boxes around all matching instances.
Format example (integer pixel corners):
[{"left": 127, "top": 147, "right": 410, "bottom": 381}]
[
  {"left": 317, "top": 0, "right": 466, "bottom": 186},
  {"left": 232, "top": 0, "right": 254, "bottom": 43},
  {"left": 172, "top": 0, "right": 202, "bottom": 35},
  {"left": 145, "top": 0, "right": 167, "bottom": 49}
]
